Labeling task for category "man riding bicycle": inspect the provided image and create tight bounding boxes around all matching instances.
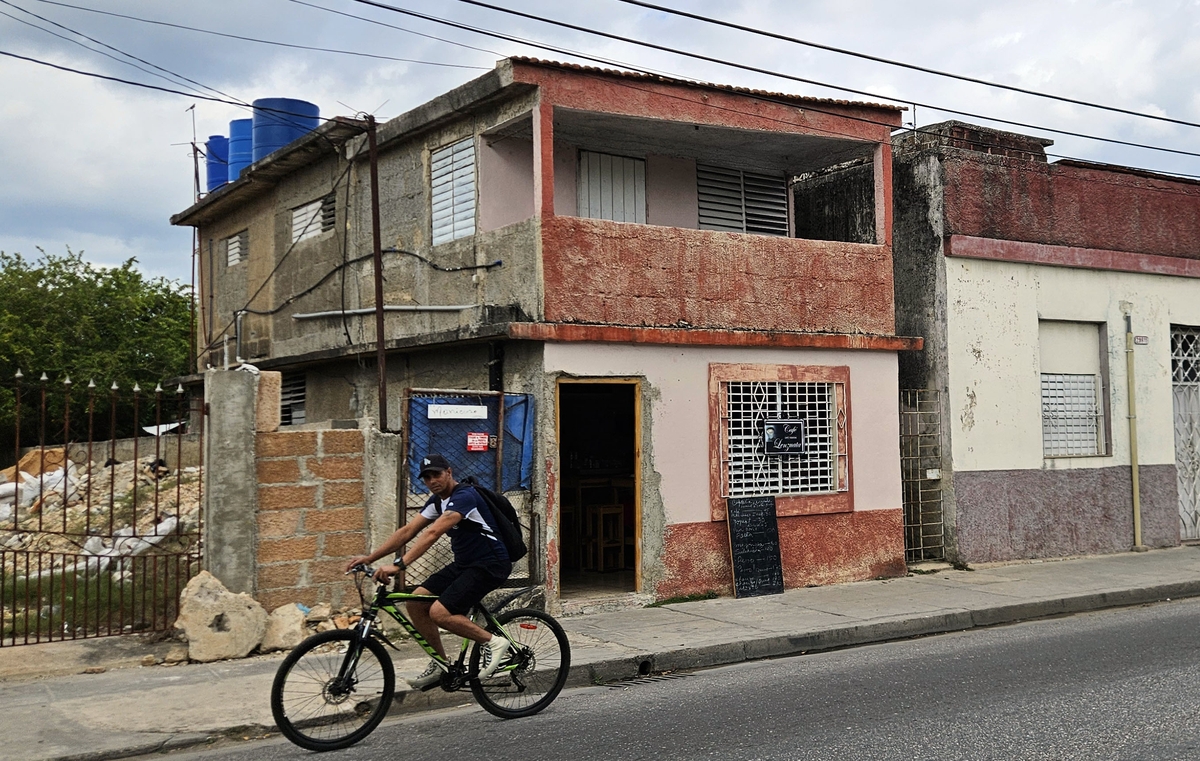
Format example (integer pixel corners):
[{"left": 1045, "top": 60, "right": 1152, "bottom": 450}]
[{"left": 345, "top": 453, "right": 512, "bottom": 688}]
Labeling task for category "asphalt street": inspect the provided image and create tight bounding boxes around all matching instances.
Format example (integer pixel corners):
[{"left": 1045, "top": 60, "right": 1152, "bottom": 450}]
[{"left": 146, "top": 596, "right": 1200, "bottom": 761}]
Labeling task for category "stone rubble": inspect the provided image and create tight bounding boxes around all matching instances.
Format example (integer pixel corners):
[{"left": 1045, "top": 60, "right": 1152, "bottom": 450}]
[{"left": 174, "top": 571, "right": 268, "bottom": 663}]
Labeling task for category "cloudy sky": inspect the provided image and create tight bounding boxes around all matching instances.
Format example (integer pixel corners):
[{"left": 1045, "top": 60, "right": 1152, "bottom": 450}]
[{"left": 2, "top": 0, "right": 1199, "bottom": 283}]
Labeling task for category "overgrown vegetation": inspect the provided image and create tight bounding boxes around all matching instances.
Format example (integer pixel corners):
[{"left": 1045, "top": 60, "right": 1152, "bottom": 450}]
[{"left": 0, "top": 248, "right": 193, "bottom": 464}]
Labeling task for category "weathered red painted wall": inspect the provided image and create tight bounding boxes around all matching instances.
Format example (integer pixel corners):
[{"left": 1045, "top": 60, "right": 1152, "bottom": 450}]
[
  {"left": 512, "top": 61, "right": 900, "bottom": 144},
  {"left": 541, "top": 216, "right": 895, "bottom": 334},
  {"left": 943, "top": 156, "right": 1200, "bottom": 259},
  {"left": 657, "top": 509, "right": 906, "bottom": 599}
]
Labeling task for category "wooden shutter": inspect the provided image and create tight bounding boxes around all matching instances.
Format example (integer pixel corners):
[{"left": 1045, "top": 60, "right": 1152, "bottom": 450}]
[{"left": 577, "top": 151, "right": 646, "bottom": 224}]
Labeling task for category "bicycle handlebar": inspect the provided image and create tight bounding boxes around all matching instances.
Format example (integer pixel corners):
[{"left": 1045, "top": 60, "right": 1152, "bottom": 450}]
[{"left": 346, "top": 563, "right": 374, "bottom": 576}]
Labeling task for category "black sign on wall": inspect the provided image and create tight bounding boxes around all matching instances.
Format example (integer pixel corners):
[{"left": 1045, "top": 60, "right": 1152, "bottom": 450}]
[
  {"left": 763, "top": 419, "right": 805, "bottom": 455},
  {"left": 726, "top": 495, "right": 784, "bottom": 598}
]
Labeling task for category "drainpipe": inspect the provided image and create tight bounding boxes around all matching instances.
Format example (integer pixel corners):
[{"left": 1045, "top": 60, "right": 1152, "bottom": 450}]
[{"left": 1123, "top": 304, "right": 1147, "bottom": 552}]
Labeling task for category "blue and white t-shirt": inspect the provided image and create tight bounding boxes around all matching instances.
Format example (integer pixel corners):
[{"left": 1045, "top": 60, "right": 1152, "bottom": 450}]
[{"left": 420, "top": 483, "right": 510, "bottom": 564}]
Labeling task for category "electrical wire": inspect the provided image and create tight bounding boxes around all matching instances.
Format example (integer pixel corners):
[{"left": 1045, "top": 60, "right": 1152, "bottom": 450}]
[
  {"left": 27, "top": 0, "right": 487, "bottom": 70},
  {"left": 616, "top": 0, "right": 1200, "bottom": 132},
  {"left": 0, "top": 0, "right": 245, "bottom": 106},
  {"left": 432, "top": 0, "right": 1200, "bottom": 160}
]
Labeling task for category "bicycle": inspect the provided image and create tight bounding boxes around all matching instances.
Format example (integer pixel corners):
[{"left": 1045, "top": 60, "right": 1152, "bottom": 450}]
[{"left": 270, "top": 564, "right": 571, "bottom": 752}]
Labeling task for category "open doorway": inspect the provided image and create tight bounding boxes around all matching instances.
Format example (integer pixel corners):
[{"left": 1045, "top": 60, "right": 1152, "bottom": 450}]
[{"left": 558, "top": 380, "right": 639, "bottom": 598}]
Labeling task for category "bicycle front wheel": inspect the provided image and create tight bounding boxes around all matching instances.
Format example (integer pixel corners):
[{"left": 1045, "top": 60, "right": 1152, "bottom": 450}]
[
  {"left": 271, "top": 628, "right": 395, "bottom": 751},
  {"left": 470, "top": 608, "right": 571, "bottom": 719}
]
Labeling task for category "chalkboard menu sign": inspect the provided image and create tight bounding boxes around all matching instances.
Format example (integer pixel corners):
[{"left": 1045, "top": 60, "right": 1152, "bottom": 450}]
[{"left": 726, "top": 495, "right": 784, "bottom": 598}]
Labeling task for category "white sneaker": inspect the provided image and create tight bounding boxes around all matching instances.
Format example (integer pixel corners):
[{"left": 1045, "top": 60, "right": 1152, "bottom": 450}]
[
  {"left": 478, "top": 636, "right": 511, "bottom": 680},
  {"left": 406, "top": 660, "right": 443, "bottom": 690}
]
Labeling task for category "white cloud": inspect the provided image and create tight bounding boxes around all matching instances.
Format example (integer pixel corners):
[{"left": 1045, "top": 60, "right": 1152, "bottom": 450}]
[{"left": 2, "top": 0, "right": 1199, "bottom": 285}]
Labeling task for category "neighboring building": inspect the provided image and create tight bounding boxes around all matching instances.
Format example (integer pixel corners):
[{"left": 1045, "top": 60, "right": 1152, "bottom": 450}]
[
  {"left": 172, "top": 58, "right": 918, "bottom": 607},
  {"left": 887, "top": 121, "right": 1200, "bottom": 564}
]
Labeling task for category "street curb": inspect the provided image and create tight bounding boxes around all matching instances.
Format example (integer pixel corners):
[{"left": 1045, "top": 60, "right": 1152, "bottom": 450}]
[
  {"left": 567, "top": 579, "right": 1200, "bottom": 687},
  {"left": 40, "top": 579, "right": 1200, "bottom": 761}
]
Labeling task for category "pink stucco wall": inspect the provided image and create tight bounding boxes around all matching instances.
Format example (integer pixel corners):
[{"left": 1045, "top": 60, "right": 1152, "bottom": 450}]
[{"left": 478, "top": 136, "right": 535, "bottom": 232}]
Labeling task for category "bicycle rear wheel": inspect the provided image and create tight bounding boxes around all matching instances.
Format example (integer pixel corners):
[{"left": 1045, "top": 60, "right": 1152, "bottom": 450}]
[
  {"left": 470, "top": 608, "right": 571, "bottom": 719},
  {"left": 271, "top": 629, "right": 395, "bottom": 751}
]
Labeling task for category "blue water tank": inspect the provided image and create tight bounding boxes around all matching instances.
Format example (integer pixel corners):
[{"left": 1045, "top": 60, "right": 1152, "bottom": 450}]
[
  {"left": 204, "top": 135, "right": 229, "bottom": 192},
  {"left": 227, "top": 118, "right": 253, "bottom": 182},
  {"left": 252, "top": 98, "right": 320, "bottom": 162}
]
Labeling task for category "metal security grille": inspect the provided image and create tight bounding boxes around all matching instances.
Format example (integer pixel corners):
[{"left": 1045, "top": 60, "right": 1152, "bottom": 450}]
[
  {"left": 291, "top": 196, "right": 334, "bottom": 243},
  {"left": 402, "top": 390, "right": 536, "bottom": 588},
  {"left": 720, "top": 381, "right": 845, "bottom": 497},
  {"left": 2, "top": 376, "right": 203, "bottom": 646},
  {"left": 225, "top": 230, "right": 248, "bottom": 266},
  {"left": 697, "top": 165, "right": 788, "bottom": 236},
  {"left": 577, "top": 151, "right": 646, "bottom": 224},
  {"left": 1041, "top": 373, "right": 1103, "bottom": 456},
  {"left": 900, "top": 390, "right": 944, "bottom": 562},
  {"left": 280, "top": 372, "right": 306, "bottom": 427},
  {"left": 431, "top": 138, "right": 476, "bottom": 245},
  {"left": 1172, "top": 325, "right": 1200, "bottom": 540}
]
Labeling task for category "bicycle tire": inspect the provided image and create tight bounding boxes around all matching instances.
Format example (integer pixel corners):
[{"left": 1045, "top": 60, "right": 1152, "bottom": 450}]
[
  {"left": 271, "top": 628, "right": 395, "bottom": 751},
  {"left": 469, "top": 608, "right": 571, "bottom": 719}
]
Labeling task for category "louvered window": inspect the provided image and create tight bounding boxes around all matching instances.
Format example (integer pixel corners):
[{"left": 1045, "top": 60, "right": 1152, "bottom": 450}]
[
  {"left": 281, "top": 372, "right": 306, "bottom": 427},
  {"left": 431, "top": 138, "right": 476, "bottom": 245},
  {"left": 292, "top": 195, "right": 335, "bottom": 243},
  {"left": 720, "top": 380, "right": 847, "bottom": 496},
  {"left": 225, "top": 230, "right": 248, "bottom": 266},
  {"left": 698, "top": 165, "right": 789, "bottom": 236},
  {"left": 577, "top": 151, "right": 646, "bottom": 224}
]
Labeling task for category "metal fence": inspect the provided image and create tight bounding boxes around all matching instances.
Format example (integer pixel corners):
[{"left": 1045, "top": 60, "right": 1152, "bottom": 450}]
[
  {"left": 0, "top": 374, "right": 203, "bottom": 645},
  {"left": 400, "top": 389, "right": 536, "bottom": 588},
  {"left": 900, "top": 389, "right": 945, "bottom": 562}
]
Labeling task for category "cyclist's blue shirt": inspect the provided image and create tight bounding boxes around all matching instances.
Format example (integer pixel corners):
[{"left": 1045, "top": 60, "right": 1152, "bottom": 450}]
[{"left": 420, "top": 483, "right": 510, "bottom": 564}]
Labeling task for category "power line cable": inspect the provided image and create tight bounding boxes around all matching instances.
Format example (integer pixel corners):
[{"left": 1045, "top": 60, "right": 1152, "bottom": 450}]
[
  {"left": 0, "top": 0, "right": 243, "bottom": 105},
  {"left": 435, "top": 0, "right": 1200, "bottom": 160},
  {"left": 28, "top": 0, "right": 487, "bottom": 70},
  {"left": 617, "top": 0, "right": 1200, "bottom": 132},
  {"left": 314, "top": 1, "right": 1200, "bottom": 186}
]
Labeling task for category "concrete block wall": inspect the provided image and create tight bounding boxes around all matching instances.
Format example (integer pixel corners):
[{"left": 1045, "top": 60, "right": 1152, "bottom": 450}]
[{"left": 254, "top": 428, "right": 369, "bottom": 612}]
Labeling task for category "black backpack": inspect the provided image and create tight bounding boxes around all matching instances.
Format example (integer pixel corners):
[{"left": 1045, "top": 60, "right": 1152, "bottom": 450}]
[{"left": 460, "top": 477, "right": 528, "bottom": 563}]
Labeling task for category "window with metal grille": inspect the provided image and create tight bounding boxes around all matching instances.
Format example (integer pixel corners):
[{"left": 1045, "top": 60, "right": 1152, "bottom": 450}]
[
  {"left": 431, "top": 138, "right": 476, "bottom": 245},
  {"left": 1172, "top": 325, "right": 1200, "bottom": 385},
  {"left": 720, "top": 380, "right": 845, "bottom": 496},
  {"left": 280, "top": 372, "right": 306, "bottom": 427},
  {"left": 577, "top": 150, "right": 646, "bottom": 224},
  {"left": 291, "top": 195, "right": 335, "bottom": 243},
  {"left": 225, "top": 229, "right": 248, "bottom": 266},
  {"left": 697, "top": 164, "right": 789, "bottom": 236},
  {"left": 1041, "top": 373, "right": 1103, "bottom": 456}
]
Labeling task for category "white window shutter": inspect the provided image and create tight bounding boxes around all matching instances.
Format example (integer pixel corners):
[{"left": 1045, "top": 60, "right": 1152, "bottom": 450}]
[{"left": 431, "top": 138, "right": 476, "bottom": 245}]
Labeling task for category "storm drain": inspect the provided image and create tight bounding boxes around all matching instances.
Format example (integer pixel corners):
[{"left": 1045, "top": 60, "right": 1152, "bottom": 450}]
[{"left": 609, "top": 673, "right": 692, "bottom": 690}]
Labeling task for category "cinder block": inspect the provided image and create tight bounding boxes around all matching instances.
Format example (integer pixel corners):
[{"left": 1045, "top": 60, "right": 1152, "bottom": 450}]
[
  {"left": 257, "top": 459, "right": 300, "bottom": 484},
  {"left": 323, "top": 531, "right": 368, "bottom": 557},
  {"left": 257, "top": 511, "right": 301, "bottom": 538},
  {"left": 321, "top": 429, "right": 364, "bottom": 454},
  {"left": 256, "top": 372, "right": 282, "bottom": 433},
  {"left": 307, "top": 456, "right": 364, "bottom": 481},
  {"left": 307, "top": 507, "right": 365, "bottom": 533},
  {"left": 259, "top": 485, "right": 317, "bottom": 510},
  {"left": 258, "top": 536, "right": 318, "bottom": 563},
  {"left": 257, "top": 431, "right": 318, "bottom": 458},
  {"left": 324, "top": 481, "right": 364, "bottom": 507},
  {"left": 309, "top": 559, "right": 354, "bottom": 584},
  {"left": 257, "top": 588, "right": 315, "bottom": 613},
  {"left": 258, "top": 562, "right": 304, "bottom": 589}
]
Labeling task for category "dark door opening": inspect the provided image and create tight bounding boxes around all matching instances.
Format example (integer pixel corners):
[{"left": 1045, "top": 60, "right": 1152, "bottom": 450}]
[{"left": 558, "top": 382, "right": 638, "bottom": 597}]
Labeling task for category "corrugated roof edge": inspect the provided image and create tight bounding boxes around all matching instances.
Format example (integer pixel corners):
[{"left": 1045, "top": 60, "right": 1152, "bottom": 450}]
[{"left": 509, "top": 56, "right": 906, "bottom": 112}]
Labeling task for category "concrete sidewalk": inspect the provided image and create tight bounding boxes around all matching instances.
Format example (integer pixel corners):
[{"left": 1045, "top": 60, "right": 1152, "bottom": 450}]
[{"left": 6, "top": 546, "right": 1200, "bottom": 761}]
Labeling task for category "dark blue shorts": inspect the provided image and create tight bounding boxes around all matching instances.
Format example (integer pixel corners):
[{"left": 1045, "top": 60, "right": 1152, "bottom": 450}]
[{"left": 422, "top": 560, "right": 512, "bottom": 615}]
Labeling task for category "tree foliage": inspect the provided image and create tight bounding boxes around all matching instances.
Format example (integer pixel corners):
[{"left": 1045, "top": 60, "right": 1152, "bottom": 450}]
[{"left": 0, "top": 249, "right": 193, "bottom": 462}]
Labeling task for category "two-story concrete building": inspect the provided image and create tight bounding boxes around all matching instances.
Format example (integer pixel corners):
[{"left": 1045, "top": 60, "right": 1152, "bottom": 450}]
[{"left": 172, "top": 58, "right": 920, "bottom": 607}]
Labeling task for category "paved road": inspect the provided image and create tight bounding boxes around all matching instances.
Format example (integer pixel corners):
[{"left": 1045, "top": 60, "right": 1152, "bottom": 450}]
[{"left": 155, "top": 598, "right": 1200, "bottom": 761}]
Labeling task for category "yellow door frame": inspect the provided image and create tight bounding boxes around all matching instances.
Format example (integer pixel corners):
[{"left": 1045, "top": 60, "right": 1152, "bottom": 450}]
[{"left": 555, "top": 377, "right": 643, "bottom": 592}]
